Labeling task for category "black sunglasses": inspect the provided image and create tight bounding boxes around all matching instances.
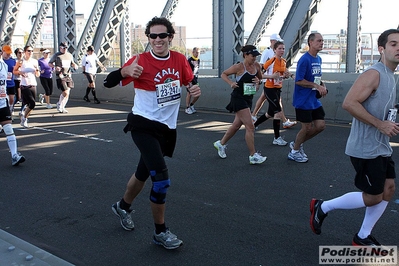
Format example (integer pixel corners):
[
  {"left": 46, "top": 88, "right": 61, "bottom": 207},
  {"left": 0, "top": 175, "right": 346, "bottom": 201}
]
[{"left": 147, "top": 33, "right": 170, "bottom": 39}]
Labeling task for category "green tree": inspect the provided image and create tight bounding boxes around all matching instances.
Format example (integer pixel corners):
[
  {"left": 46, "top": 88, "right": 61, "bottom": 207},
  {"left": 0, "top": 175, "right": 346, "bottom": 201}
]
[
  {"left": 131, "top": 39, "right": 145, "bottom": 54},
  {"left": 170, "top": 46, "right": 187, "bottom": 56}
]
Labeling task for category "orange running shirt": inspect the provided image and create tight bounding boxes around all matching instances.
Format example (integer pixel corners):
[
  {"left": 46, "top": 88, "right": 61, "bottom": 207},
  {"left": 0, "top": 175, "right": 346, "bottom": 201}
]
[{"left": 263, "top": 56, "right": 287, "bottom": 89}]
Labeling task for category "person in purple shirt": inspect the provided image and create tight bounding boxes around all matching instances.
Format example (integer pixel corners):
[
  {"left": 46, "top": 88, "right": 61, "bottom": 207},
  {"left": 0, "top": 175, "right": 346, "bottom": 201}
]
[
  {"left": 2, "top": 45, "right": 16, "bottom": 115},
  {"left": 38, "top": 48, "right": 54, "bottom": 109}
]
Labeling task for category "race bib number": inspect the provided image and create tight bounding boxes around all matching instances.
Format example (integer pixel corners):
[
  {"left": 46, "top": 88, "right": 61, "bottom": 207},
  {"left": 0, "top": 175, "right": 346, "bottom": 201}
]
[
  {"left": 156, "top": 80, "right": 181, "bottom": 107},
  {"left": 7, "top": 72, "right": 12, "bottom": 81},
  {"left": 314, "top": 76, "right": 321, "bottom": 85},
  {"left": 0, "top": 84, "right": 6, "bottom": 98},
  {"left": 274, "top": 77, "right": 283, "bottom": 86},
  {"left": 0, "top": 84, "right": 7, "bottom": 108},
  {"left": 243, "top": 83, "right": 256, "bottom": 95}
]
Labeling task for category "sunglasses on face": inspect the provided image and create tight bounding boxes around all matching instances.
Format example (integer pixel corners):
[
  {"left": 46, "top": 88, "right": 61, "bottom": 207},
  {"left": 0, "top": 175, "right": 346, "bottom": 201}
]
[
  {"left": 147, "top": 33, "right": 170, "bottom": 39},
  {"left": 27, "top": 50, "right": 33, "bottom": 52}
]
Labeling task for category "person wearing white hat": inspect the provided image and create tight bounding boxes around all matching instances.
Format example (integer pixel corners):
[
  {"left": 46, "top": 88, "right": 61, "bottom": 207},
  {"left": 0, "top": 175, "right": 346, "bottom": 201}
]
[
  {"left": 38, "top": 48, "right": 54, "bottom": 109},
  {"left": 252, "top": 33, "right": 297, "bottom": 129}
]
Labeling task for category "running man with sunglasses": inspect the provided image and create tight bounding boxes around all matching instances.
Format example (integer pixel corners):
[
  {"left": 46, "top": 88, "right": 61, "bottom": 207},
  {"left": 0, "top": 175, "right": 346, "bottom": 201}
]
[{"left": 104, "top": 16, "right": 200, "bottom": 250}]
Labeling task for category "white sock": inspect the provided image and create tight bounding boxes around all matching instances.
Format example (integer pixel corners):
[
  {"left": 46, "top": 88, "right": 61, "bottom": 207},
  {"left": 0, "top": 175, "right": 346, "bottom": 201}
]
[
  {"left": 321, "top": 192, "right": 365, "bottom": 213},
  {"left": 357, "top": 200, "right": 388, "bottom": 239},
  {"left": 62, "top": 96, "right": 69, "bottom": 109},
  {"left": 59, "top": 94, "right": 65, "bottom": 108},
  {"left": 7, "top": 134, "right": 17, "bottom": 157}
]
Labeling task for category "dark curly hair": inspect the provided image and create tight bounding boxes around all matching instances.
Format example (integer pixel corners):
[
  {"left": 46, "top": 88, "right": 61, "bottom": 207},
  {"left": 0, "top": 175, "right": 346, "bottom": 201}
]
[{"left": 145, "top": 17, "right": 175, "bottom": 36}]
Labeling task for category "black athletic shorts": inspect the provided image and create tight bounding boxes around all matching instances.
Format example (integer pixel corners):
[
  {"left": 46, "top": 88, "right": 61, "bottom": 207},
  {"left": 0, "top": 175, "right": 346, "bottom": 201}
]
[
  {"left": 350, "top": 156, "right": 396, "bottom": 195},
  {"left": 295, "top": 106, "right": 325, "bottom": 123}
]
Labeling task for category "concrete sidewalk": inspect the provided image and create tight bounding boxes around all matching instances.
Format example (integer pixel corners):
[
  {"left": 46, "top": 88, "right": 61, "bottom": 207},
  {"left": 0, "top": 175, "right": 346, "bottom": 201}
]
[{"left": 0, "top": 229, "right": 74, "bottom": 266}]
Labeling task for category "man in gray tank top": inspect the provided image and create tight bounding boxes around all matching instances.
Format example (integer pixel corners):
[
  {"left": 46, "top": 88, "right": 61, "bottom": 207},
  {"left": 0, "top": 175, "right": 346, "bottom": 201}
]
[{"left": 309, "top": 29, "right": 399, "bottom": 246}]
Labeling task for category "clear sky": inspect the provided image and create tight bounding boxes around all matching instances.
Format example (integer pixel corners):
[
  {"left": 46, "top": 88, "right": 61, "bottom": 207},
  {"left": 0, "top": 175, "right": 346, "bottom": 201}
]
[{"left": 16, "top": 0, "right": 399, "bottom": 48}]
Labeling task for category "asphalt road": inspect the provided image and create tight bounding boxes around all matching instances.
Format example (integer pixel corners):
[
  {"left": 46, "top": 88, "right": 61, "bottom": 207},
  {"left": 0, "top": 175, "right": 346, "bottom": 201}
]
[{"left": 1, "top": 99, "right": 398, "bottom": 266}]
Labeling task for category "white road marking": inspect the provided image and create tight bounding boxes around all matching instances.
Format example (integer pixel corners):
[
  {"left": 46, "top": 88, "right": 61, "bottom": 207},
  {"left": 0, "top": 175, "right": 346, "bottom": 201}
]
[{"left": 31, "top": 126, "right": 113, "bottom": 143}]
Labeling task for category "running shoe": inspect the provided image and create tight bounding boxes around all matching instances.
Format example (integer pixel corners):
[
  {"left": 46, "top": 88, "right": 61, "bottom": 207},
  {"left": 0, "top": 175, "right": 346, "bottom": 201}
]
[
  {"left": 283, "top": 119, "right": 297, "bottom": 129},
  {"left": 39, "top": 94, "right": 44, "bottom": 104},
  {"left": 46, "top": 104, "right": 53, "bottom": 109},
  {"left": 289, "top": 141, "right": 307, "bottom": 158},
  {"left": 83, "top": 96, "right": 90, "bottom": 102},
  {"left": 213, "top": 140, "right": 227, "bottom": 158},
  {"left": 23, "top": 118, "right": 29, "bottom": 128},
  {"left": 273, "top": 136, "right": 287, "bottom": 146},
  {"left": 190, "top": 105, "right": 197, "bottom": 113},
  {"left": 352, "top": 234, "right": 381, "bottom": 246},
  {"left": 12, "top": 152, "right": 25, "bottom": 166},
  {"left": 19, "top": 113, "right": 26, "bottom": 127},
  {"left": 251, "top": 115, "right": 257, "bottom": 123},
  {"left": 112, "top": 201, "right": 134, "bottom": 231},
  {"left": 309, "top": 198, "right": 327, "bottom": 235},
  {"left": 94, "top": 98, "right": 101, "bottom": 104},
  {"left": 249, "top": 152, "right": 267, "bottom": 164},
  {"left": 288, "top": 150, "right": 308, "bottom": 163},
  {"left": 185, "top": 107, "right": 193, "bottom": 115},
  {"left": 153, "top": 229, "right": 183, "bottom": 250}
]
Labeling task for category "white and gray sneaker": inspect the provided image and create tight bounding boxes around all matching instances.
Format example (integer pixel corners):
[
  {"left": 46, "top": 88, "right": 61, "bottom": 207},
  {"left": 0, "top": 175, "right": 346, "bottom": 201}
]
[
  {"left": 273, "top": 136, "right": 287, "bottom": 146},
  {"left": 19, "top": 113, "right": 26, "bottom": 127},
  {"left": 12, "top": 152, "right": 25, "bottom": 166},
  {"left": 190, "top": 105, "right": 197, "bottom": 113},
  {"left": 289, "top": 141, "right": 307, "bottom": 158},
  {"left": 23, "top": 118, "right": 29, "bottom": 128},
  {"left": 249, "top": 152, "right": 267, "bottom": 164},
  {"left": 288, "top": 150, "right": 308, "bottom": 163},
  {"left": 153, "top": 229, "right": 183, "bottom": 250},
  {"left": 39, "top": 94, "right": 44, "bottom": 104},
  {"left": 185, "top": 107, "right": 193, "bottom": 114},
  {"left": 213, "top": 140, "right": 227, "bottom": 158},
  {"left": 112, "top": 201, "right": 134, "bottom": 231},
  {"left": 283, "top": 119, "right": 297, "bottom": 129}
]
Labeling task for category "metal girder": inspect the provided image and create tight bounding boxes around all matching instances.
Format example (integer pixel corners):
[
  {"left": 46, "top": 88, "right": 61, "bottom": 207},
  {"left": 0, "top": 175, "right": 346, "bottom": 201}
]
[
  {"left": 161, "top": 0, "right": 179, "bottom": 20},
  {"left": 279, "top": 0, "right": 322, "bottom": 68},
  {"left": 76, "top": 0, "right": 108, "bottom": 64},
  {"left": 0, "top": 0, "right": 22, "bottom": 45},
  {"left": 246, "top": 0, "right": 281, "bottom": 47},
  {"left": 120, "top": 4, "right": 131, "bottom": 64},
  {"left": 345, "top": 0, "right": 362, "bottom": 73},
  {"left": 214, "top": 0, "right": 244, "bottom": 76},
  {"left": 56, "top": 0, "right": 77, "bottom": 55},
  {"left": 26, "top": 0, "right": 51, "bottom": 48},
  {"left": 145, "top": 0, "right": 179, "bottom": 52},
  {"left": 92, "top": 0, "right": 128, "bottom": 67},
  {"left": 232, "top": 0, "right": 245, "bottom": 55}
]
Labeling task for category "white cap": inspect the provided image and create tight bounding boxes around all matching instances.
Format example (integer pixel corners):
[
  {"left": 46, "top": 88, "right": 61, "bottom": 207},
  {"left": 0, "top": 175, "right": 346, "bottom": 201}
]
[
  {"left": 42, "top": 49, "right": 50, "bottom": 53},
  {"left": 270, "top": 33, "right": 283, "bottom": 42}
]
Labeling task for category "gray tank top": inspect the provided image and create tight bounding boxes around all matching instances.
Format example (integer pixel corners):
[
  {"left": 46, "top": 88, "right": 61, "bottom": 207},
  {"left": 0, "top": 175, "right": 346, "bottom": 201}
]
[{"left": 345, "top": 62, "right": 395, "bottom": 159}]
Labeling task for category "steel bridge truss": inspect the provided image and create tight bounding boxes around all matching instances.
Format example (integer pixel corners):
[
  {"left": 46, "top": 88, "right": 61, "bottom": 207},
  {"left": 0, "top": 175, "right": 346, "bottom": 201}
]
[{"left": 2, "top": 0, "right": 365, "bottom": 74}]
